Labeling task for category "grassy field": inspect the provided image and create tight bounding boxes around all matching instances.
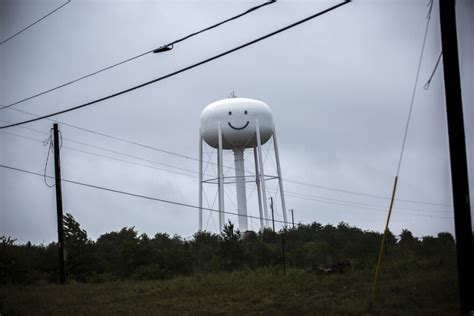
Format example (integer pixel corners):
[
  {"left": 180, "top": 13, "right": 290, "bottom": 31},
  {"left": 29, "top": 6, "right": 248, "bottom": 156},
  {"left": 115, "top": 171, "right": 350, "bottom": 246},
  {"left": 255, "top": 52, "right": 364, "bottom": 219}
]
[{"left": 0, "top": 257, "right": 459, "bottom": 315}]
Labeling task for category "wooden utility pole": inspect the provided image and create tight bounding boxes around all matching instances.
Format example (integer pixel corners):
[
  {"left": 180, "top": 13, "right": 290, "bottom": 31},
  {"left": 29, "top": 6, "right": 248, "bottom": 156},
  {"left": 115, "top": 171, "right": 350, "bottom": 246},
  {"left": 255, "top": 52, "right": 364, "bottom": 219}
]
[
  {"left": 439, "top": 0, "right": 473, "bottom": 312},
  {"left": 269, "top": 196, "right": 286, "bottom": 276},
  {"left": 53, "top": 123, "right": 65, "bottom": 284}
]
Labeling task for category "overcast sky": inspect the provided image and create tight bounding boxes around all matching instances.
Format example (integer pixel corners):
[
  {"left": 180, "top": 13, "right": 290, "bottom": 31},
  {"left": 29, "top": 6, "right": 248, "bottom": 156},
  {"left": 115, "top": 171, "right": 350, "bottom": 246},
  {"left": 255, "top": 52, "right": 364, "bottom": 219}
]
[{"left": 1, "top": 0, "right": 472, "bottom": 244}]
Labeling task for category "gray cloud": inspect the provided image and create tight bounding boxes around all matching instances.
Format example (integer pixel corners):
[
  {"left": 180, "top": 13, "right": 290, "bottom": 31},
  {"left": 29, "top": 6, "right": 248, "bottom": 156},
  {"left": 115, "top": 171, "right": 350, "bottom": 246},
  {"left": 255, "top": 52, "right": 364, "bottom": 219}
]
[{"left": 1, "top": 0, "right": 472, "bottom": 244}]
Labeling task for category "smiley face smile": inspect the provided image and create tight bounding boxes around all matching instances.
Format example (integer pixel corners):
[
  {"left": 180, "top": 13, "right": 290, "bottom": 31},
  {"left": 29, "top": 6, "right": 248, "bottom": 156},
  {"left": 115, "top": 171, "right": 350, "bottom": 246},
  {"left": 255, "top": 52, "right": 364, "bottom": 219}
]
[{"left": 228, "top": 121, "right": 249, "bottom": 130}]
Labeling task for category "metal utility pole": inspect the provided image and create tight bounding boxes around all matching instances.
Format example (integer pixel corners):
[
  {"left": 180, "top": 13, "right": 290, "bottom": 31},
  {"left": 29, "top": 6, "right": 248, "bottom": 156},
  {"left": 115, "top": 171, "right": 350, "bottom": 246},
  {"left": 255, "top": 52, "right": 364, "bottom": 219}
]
[
  {"left": 53, "top": 123, "right": 65, "bottom": 284},
  {"left": 289, "top": 209, "right": 295, "bottom": 229},
  {"left": 439, "top": 0, "right": 474, "bottom": 312}
]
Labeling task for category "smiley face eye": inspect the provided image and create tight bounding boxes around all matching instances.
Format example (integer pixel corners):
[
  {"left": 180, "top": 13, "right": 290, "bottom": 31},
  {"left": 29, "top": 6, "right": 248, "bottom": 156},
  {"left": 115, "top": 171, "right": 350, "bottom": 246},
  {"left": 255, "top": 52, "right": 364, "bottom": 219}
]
[
  {"left": 228, "top": 111, "right": 232, "bottom": 115},
  {"left": 244, "top": 110, "right": 248, "bottom": 115}
]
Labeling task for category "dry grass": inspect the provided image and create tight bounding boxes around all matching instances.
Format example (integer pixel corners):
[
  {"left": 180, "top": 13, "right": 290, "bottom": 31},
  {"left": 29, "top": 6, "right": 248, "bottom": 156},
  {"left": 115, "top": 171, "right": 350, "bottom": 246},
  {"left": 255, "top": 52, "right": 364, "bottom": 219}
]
[{"left": 0, "top": 258, "right": 459, "bottom": 315}]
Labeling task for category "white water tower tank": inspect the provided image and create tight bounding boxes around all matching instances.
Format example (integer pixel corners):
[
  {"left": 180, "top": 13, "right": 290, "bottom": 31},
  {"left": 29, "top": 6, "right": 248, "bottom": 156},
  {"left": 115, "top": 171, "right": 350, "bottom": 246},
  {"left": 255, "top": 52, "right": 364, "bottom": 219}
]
[{"left": 200, "top": 98, "right": 274, "bottom": 149}]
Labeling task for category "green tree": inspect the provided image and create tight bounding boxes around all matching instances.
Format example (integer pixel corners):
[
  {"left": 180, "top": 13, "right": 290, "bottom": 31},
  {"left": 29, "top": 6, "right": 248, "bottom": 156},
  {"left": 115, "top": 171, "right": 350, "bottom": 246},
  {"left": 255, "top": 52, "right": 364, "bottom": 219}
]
[
  {"left": 0, "top": 236, "right": 17, "bottom": 283},
  {"left": 190, "top": 231, "right": 220, "bottom": 272},
  {"left": 95, "top": 227, "right": 140, "bottom": 277},
  {"left": 150, "top": 233, "right": 191, "bottom": 277},
  {"left": 63, "top": 213, "right": 95, "bottom": 281},
  {"left": 218, "top": 221, "right": 244, "bottom": 271},
  {"left": 399, "top": 229, "right": 418, "bottom": 248},
  {"left": 242, "top": 231, "right": 275, "bottom": 268}
]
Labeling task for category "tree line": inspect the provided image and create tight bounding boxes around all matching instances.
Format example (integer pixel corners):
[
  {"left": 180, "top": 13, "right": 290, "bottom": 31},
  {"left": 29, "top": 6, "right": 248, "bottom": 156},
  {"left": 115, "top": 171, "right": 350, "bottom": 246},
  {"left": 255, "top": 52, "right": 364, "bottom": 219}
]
[{"left": 0, "top": 213, "right": 458, "bottom": 284}]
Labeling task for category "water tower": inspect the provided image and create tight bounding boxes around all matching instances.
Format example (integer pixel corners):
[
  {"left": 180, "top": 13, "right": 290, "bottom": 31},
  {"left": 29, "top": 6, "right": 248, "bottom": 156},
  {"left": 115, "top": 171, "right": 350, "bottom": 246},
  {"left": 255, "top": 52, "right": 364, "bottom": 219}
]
[{"left": 199, "top": 97, "right": 287, "bottom": 232}]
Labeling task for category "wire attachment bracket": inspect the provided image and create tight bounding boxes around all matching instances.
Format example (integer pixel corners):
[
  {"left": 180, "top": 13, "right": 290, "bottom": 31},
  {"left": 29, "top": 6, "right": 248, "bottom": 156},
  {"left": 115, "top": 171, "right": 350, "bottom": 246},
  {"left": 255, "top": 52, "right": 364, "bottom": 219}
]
[{"left": 153, "top": 44, "right": 174, "bottom": 53}]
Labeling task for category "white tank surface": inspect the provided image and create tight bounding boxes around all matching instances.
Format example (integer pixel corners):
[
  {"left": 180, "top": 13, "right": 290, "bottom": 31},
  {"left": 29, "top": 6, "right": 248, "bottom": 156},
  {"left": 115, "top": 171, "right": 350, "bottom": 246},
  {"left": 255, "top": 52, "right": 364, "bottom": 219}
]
[{"left": 200, "top": 98, "right": 274, "bottom": 149}]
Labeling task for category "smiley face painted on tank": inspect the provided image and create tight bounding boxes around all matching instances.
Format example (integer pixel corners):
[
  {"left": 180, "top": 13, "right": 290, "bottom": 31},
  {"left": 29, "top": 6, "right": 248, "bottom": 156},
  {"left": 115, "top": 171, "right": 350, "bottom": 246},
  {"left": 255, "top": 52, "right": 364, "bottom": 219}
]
[
  {"left": 200, "top": 97, "right": 274, "bottom": 149},
  {"left": 227, "top": 109, "right": 250, "bottom": 130}
]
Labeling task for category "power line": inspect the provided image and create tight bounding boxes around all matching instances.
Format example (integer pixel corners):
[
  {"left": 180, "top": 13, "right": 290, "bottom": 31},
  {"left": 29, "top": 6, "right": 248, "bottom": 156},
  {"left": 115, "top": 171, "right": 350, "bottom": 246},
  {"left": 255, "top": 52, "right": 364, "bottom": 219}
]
[
  {"left": 0, "top": 0, "right": 71, "bottom": 46},
  {"left": 3, "top": 110, "right": 200, "bottom": 162},
  {"left": 371, "top": 2, "right": 436, "bottom": 305},
  {"left": 285, "top": 192, "right": 452, "bottom": 218},
  {"left": 0, "top": 121, "right": 212, "bottom": 177},
  {"left": 56, "top": 149, "right": 451, "bottom": 217},
  {"left": 1, "top": 0, "right": 276, "bottom": 110},
  {"left": 42, "top": 129, "right": 56, "bottom": 187},
  {"left": 2, "top": 128, "right": 452, "bottom": 219},
  {"left": 285, "top": 190, "right": 450, "bottom": 214},
  {"left": 395, "top": 0, "right": 433, "bottom": 177},
  {"left": 0, "top": 156, "right": 453, "bottom": 221},
  {"left": 1, "top": 129, "right": 452, "bottom": 219},
  {"left": 1, "top": 2, "right": 451, "bottom": 209},
  {"left": 151, "top": 0, "right": 277, "bottom": 52},
  {"left": 0, "top": 1, "right": 351, "bottom": 129},
  {"left": 284, "top": 179, "right": 451, "bottom": 207},
  {"left": 59, "top": 145, "right": 198, "bottom": 178},
  {"left": 0, "top": 163, "right": 291, "bottom": 226},
  {"left": 1, "top": 115, "right": 452, "bottom": 208},
  {"left": 0, "top": 130, "right": 200, "bottom": 178},
  {"left": 1, "top": 156, "right": 452, "bottom": 222},
  {"left": 62, "top": 135, "right": 200, "bottom": 175},
  {"left": 423, "top": 51, "right": 443, "bottom": 90}
]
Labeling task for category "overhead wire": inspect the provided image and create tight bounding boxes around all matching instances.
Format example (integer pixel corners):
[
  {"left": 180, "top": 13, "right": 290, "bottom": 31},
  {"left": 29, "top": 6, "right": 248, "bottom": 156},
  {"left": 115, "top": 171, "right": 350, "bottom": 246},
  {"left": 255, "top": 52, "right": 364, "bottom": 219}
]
[
  {"left": 423, "top": 51, "right": 443, "bottom": 90},
  {"left": 0, "top": 0, "right": 351, "bottom": 129},
  {"left": 6, "top": 108, "right": 202, "bottom": 161},
  {"left": 0, "top": 0, "right": 71, "bottom": 46},
  {"left": 42, "top": 131, "right": 55, "bottom": 187},
  {"left": 41, "top": 127, "right": 62, "bottom": 187},
  {"left": 370, "top": 0, "right": 437, "bottom": 306},
  {"left": 1, "top": 129, "right": 452, "bottom": 220},
  {"left": 152, "top": 0, "right": 277, "bottom": 52},
  {"left": 283, "top": 178, "right": 451, "bottom": 207},
  {"left": 396, "top": 0, "right": 433, "bottom": 177},
  {"left": 0, "top": 0, "right": 277, "bottom": 110},
  {"left": 1, "top": 158, "right": 451, "bottom": 225},
  {"left": 284, "top": 190, "right": 450, "bottom": 214},
  {"left": 1, "top": 0, "right": 451, "bottom": 214},
  {"left": 4, "top": 130, "right": 452, "bottom": 219},
  {"left": 0, "top": 130, "right": 200, "bottom": 178},
  {"left": 1, "top": 118, "right": 452, "bottom": 211},
  {"left": 0, "top": 163, "right": 292, "bottom": 226},
  {"left": 5, "top": 0, "right": 445, "bottom": 205},
  {"left": 0, "top": 119, "right": 205, "bottom": 176},
  {"left": 6, "top": 107, "right": 452, "bottom": 207}
]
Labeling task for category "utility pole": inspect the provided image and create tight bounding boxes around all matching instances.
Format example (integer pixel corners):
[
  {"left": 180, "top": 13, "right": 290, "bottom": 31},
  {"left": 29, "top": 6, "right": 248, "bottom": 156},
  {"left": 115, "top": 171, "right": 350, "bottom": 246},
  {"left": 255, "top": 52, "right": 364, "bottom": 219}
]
[
  {"left": 270, "top": 197, "right": 275, "bottom": 234},
  {"left": 439, "top": 0, "right": 474, "bottom": 313},
  {"left": 270, "top": 196, "right": 286, "bottom": 275},
  {"left": 289, "top": 209, "right": 295, "bottom": 229},
  {"left": 53, "top": 123, "right": 65, "bottom": 284}
]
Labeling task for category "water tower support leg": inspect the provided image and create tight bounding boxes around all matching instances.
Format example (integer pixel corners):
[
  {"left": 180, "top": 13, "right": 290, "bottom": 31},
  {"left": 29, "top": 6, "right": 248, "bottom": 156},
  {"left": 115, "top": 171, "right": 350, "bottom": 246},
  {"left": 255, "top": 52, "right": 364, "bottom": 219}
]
[
  {"left": 253, "top": 147, "right": 264, "bottom": 231},
  {"left": 199, "top": 133, "right": 203, "bottom": 231},
  {"left": 233, "top": 148, "right": 248, "bottom": 232},
  {"left": 255, "top": 120, "right": 269, "bottom": 227},
  {"left": 272, "top": 125, "right": 288, "bottom": 226},
  {"left": 217, "top": 122, "right": 225, "bottom": 231}
]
